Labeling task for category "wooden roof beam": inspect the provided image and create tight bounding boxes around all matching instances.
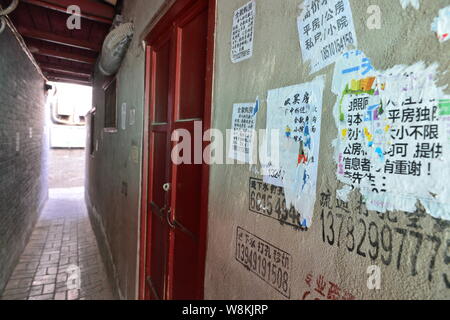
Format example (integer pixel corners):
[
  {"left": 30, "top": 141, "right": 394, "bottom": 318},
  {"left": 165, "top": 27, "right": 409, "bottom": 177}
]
[
  {"left": 34, "top": 47, "right": 97, "bottom": 65},
  {"left": 45, "top": 72, "right": 93, "bottom": 86},
  {"left": 22, "top": 0, "right": 115, "bottom": 24},
  {"left": 40, "top": 62, "right": 92, "bottom": 78},
  {"left": 19, "top": 27, "right": 101, "bottom": 52}
]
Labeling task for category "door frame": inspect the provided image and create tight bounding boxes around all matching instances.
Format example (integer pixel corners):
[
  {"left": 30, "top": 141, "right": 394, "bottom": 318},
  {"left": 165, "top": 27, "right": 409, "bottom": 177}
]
[{"left": 138, "top": 0, "right": 216, "bottom": 300}]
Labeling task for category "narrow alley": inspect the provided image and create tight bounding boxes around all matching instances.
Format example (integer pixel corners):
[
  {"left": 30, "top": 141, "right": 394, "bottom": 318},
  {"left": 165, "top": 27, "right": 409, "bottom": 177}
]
[
  {"left": 1, "top": 188, "right": 114, "bottom": 300},
  {"left": 1, "top": 0, "right": 450, "bottom": 305}
]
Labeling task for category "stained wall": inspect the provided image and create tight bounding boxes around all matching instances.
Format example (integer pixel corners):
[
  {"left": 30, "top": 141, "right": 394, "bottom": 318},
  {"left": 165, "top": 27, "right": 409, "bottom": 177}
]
[{"left": 204, "top": 0, "right": 450, "bottom": 300}]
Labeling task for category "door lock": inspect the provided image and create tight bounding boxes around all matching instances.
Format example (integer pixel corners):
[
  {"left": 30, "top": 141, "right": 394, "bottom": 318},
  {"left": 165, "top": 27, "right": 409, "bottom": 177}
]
[{"left": 162, "top": 183, "right": 171, "bottom": 192}]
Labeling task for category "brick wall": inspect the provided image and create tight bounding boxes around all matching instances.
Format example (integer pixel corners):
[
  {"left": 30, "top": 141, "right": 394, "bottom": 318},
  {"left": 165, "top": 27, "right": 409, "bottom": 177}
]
[{"left": 0, "top": 25, "right": 48, "bottom": 294}]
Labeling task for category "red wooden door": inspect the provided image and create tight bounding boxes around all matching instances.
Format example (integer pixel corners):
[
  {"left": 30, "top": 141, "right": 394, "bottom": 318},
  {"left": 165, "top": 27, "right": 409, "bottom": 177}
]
[{"left": 141, "top": 0, "right": 213, "bottom": 300}]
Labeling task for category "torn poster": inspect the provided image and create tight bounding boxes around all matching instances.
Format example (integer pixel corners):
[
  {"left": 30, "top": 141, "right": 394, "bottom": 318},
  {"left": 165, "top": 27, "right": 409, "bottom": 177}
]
[
  {"left": 332, "top": 50, "right": 450, "bottom": 221},
  {"left": 264, "top": 77, "right": 325, "bottom": 227},
  {"left": 400, "top": 0, "right": 420, "bottom": 10},
  {"left": 231, "top": 0, "right": 255, "bottom": 63},
  {"left": 297, "top": 0, "right": 357, "bottom": 74},
  {"left": 229, "top": 102, "right": 257, "bottom": 163},
  {"left": 431, "top": 6, "right": 450, "bottom": 43}
]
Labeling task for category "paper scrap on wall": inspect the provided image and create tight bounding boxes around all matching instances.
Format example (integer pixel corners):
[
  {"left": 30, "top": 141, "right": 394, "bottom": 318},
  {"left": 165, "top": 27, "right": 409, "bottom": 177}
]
[
  {"left": 264, "top": 77, "right": 325, "bottom": 227},
  {"left": 400, "top": 0, "right": 420, "bottom": 10},
  {"left": 297, "top": 0, "right": 357, "bottom": 74},
  {"left": 121, "top": 103, "right": 127, "bottom": 130},
  {"left": 431, "top": 6, "right": 450, "bottom": 43},
  {"left": 229, "top": 102, "right": 257, "bottom": 163},
  {"left": 332, "top": 50, "right": 450, "bottom": 221},
  {"left": 231, "top": 0, "right": 255, "bottom": 63}
]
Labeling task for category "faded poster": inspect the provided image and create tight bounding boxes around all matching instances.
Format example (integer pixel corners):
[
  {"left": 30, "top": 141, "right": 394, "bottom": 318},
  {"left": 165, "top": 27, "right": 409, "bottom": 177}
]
[
  {"left": 431, "top": 5, "right": 450, "bottom": 43},
  {"left": 264, "top": 77, "right": 325, "bottom": 227},
  {"left": 229, "top": 102, "right": 257, "bottom": 163},
  {"left": 231, "top": 0, "right": 256, "bottom": 63},
  {"left": 297, "top": 0, "right": 357, "bottom": 74},
  {"left": 332, "top": 50, "right": 450, "bottom": 221}
]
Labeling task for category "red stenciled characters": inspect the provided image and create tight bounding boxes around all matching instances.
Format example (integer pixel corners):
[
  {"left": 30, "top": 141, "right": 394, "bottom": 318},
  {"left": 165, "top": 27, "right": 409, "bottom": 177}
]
[
  {"left": 314, "top": 275, "right": 327, "bottom": 297},
  {"left": 301, "top": 273, "right": 356, "bottom": 300},
  {"left": 327, "top": 282, "right": 341, "bottom": 300},
  {"left": 301, "top": 272, "right": 314, "bottom": 300},
  {"left": 341, "top": 289, "right": 356, "bottom": 300}
]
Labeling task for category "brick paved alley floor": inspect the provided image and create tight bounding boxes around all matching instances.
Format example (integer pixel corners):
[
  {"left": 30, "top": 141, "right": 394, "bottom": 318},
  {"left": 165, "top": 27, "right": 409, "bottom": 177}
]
[{"left": 0, "top": 188, "right": 115, "bottom": 300}]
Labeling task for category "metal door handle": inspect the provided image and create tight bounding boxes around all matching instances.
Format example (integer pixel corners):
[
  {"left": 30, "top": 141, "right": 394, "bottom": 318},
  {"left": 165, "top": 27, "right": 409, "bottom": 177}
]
[
  {"left": 165, "top": 208, "right": 196, "bottom": 240},
  {"left": 166, "top": 208, "right": 176, "bottom": 229},
  {"left": 149, "top": 202, "right": 167, "bottom": 218}
]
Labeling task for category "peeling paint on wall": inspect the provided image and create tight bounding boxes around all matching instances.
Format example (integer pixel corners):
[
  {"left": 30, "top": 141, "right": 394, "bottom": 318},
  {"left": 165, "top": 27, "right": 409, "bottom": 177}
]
[
  {"left": 431, "top": 6, "right": 450, "bottom": 43},
  {"left": 264, "top": 76, "right": 325, "bottom": 227},
  {"left": 297, "top": 0, "right": 357, "bottom": 74},
  {"left": 332, "top": 50, "right": 450, "bottom": 221}
]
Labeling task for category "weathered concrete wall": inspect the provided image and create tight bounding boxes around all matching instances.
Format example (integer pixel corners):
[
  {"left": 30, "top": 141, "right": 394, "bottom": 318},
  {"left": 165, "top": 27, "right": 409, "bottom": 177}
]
[
  {"left": 0, "top": 25, "right": 48, "bottom": 294},
  {"left": 205, "top": 0, "right": 450, "bottom": 300},
  {"left": 86, "top": 0, "right": 166, "bottom": 300}
]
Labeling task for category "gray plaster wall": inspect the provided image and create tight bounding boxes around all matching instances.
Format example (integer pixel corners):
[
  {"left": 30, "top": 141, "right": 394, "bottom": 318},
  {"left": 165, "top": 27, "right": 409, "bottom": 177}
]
[
  {"left": 204, "top": 0, "right": 450, "bottom": 300},
  {"left": 86, "top": 0, "right": 166, "bottom": 300}
]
